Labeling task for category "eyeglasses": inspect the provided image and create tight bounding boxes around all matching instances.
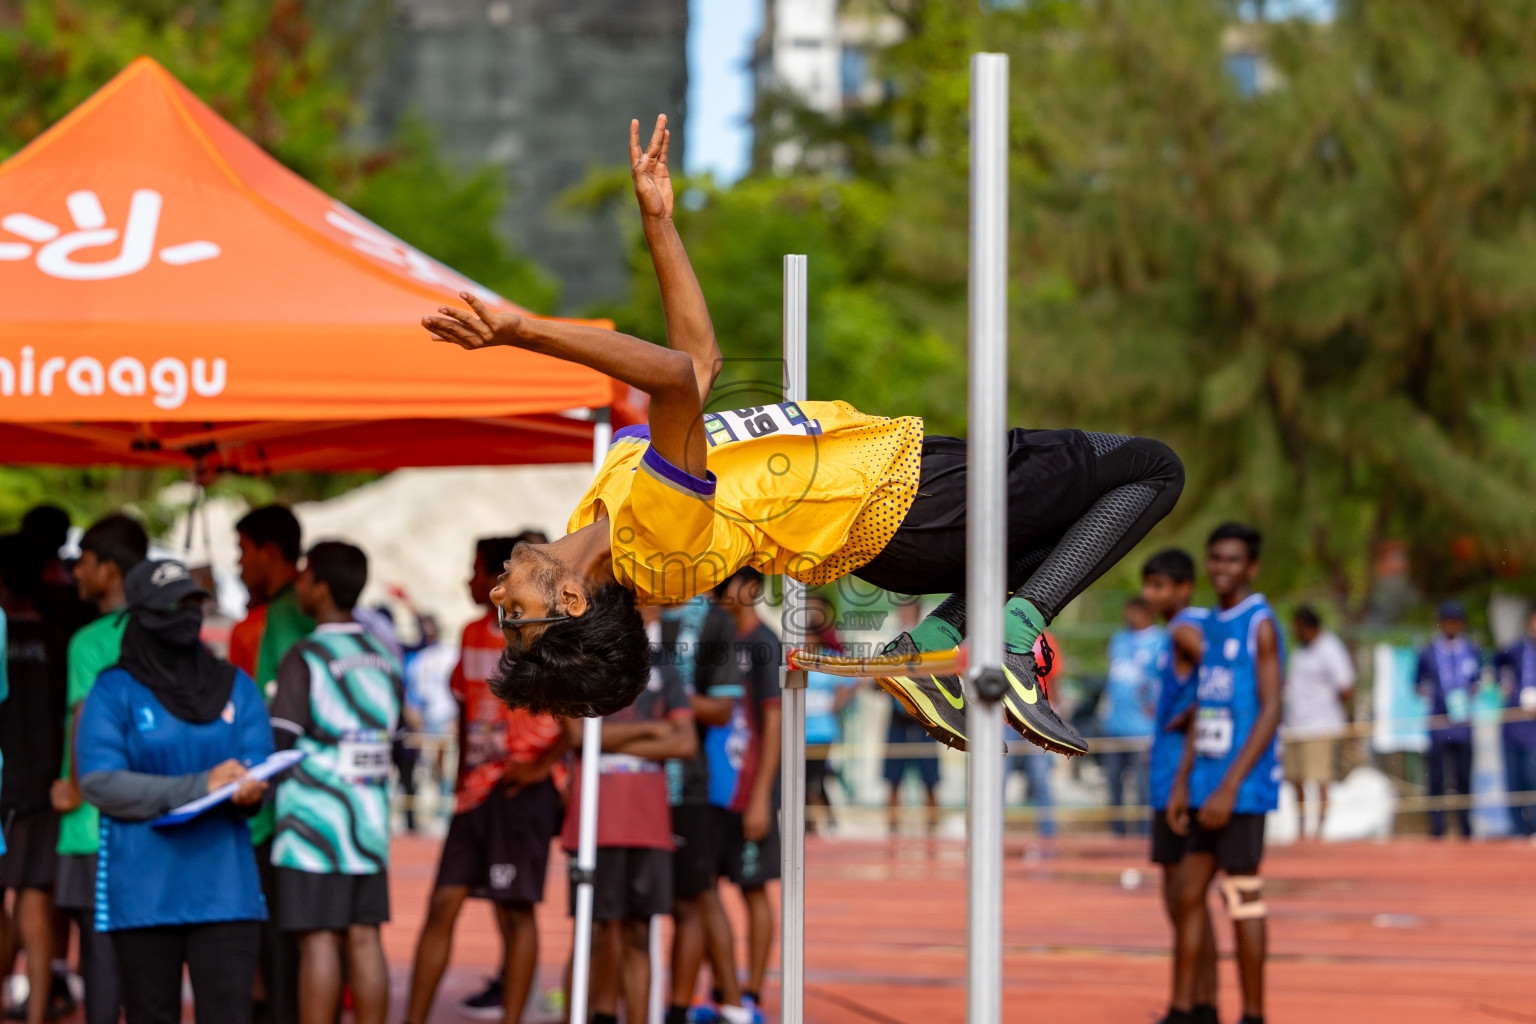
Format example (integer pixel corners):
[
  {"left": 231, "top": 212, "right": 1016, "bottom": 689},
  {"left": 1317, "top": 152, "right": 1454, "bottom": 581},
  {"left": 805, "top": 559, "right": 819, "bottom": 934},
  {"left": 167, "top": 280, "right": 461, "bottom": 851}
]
[{"left": 497, "top": 604, "right": 567, "bottom": 632}]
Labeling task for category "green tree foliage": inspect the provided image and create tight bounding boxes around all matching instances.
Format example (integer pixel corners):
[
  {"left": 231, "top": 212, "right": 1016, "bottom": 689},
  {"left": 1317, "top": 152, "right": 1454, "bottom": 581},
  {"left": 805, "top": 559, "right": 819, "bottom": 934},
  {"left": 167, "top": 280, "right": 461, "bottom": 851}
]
[
  {"left": 607, "top": 0, "right": 1536, "bottom": 613},
  {"left": 0, "top": 0, "right": 555, "bottom": 533}
]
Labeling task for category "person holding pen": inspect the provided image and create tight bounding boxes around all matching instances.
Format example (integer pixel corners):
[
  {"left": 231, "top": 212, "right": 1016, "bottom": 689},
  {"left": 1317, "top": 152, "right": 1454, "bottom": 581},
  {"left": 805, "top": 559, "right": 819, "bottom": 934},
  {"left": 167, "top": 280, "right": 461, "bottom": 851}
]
[{"left": 75, "top": 560, "right": 273, "bottom": 1024}]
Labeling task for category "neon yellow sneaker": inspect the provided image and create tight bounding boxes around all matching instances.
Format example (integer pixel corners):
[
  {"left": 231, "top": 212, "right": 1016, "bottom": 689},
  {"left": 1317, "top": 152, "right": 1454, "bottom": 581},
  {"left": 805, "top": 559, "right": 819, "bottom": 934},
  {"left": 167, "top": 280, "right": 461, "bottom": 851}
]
[
  {"left": 1001, "top": 636, "right": 1088, "bottom": 756},
  {"left": 873, "top": 632, "right": 971, "bottom": 751}
]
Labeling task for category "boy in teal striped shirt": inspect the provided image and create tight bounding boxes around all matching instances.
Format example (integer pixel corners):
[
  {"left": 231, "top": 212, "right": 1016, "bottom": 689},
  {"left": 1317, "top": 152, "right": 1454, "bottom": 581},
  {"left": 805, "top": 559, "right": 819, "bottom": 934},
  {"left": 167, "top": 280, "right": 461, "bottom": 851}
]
[{"left": 269, "top": 542, "right": 403, "bottom": 1024}]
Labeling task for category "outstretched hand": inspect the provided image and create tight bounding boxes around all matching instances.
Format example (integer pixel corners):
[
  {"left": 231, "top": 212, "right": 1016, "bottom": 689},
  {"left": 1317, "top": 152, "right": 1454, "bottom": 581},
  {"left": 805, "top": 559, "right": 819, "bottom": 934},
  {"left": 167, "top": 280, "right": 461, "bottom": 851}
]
[
  {"left": 422, "top": 292, "right": 526, "bottom": 350},
  {"left": 630, "top": 115, "right": 674, "bottom": 220}
]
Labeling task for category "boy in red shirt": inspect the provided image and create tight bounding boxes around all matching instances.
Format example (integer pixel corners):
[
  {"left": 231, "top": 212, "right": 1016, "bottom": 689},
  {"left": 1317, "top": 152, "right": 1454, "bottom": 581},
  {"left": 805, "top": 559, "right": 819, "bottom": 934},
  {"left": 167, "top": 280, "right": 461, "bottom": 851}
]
[{"left": 402, "top": 537, "right": 567, "bottom": 1024}]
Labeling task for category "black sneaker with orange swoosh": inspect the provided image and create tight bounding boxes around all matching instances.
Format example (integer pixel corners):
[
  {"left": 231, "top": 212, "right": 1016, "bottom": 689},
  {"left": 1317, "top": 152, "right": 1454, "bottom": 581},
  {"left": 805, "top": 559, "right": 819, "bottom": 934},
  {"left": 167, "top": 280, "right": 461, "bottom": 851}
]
[
  {"left": 872, "top": 632, "right": 971, "bottom": 751},
  {"left": 1001, "top": 635, "right": 1088, "bottom": 756}
]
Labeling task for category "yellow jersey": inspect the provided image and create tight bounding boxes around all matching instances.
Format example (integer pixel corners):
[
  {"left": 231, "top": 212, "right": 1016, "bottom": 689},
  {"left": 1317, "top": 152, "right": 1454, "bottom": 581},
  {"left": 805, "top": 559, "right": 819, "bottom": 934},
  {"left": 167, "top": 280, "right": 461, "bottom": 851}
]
[{"left": 567, "top": 400, "right": 923, "bottom": 605}]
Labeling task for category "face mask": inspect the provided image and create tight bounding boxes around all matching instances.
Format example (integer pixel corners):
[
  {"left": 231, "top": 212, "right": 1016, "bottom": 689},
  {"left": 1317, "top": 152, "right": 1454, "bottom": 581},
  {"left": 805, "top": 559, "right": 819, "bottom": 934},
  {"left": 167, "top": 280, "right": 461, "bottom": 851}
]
[{"left": 138, "top": 604, "right": 204, "bottom": 647}]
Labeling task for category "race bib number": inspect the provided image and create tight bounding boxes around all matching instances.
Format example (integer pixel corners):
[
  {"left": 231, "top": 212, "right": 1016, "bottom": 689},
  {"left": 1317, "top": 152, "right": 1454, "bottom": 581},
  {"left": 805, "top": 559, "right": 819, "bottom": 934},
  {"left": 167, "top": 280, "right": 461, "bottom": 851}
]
[
  {"left": 1194, "top": 707, "right": 1234, "bottom": 759},
  {"left": 1445, "top": 687, "right": 1471, "bottom": 724},
  {"left": 337, "top": 730, "right": 391, "bottom": 783},
  {"left": 703, "top": 403, "right": 821, "bottom": 448}
]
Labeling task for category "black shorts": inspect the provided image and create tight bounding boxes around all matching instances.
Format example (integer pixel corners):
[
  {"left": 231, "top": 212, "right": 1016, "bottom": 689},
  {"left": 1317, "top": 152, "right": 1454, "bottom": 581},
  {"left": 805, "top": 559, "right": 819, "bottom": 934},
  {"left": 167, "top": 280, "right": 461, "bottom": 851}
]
[
  {"left": 1185, "top": 812, "right": 1266, "bottom": 874},
  {"left": 671, "top": 803, "right": 723, "bottom": 900},
  {"left": 1149, "top": 811, "right": 1186, "bottom": 866},
  {"left": 54, "top": 853, "right": 97, "bottom": 912},
  {"left": 274, "top": 868, "right": 390, "bottom": 931},
  {"left": 435, "top": 779, "right": 562, "bottom": 905},
  {"left": 715, "top": 806, "right": 780, "bottom": 890},
  {"left": 570, "top": 847, "right": 673, "bottom": 922},
  {"left": 855, "top": 430, "right": 1097, "bottom": 595},
  {"left": 0, "top": 809, "right": 59, "bottom": 891}
]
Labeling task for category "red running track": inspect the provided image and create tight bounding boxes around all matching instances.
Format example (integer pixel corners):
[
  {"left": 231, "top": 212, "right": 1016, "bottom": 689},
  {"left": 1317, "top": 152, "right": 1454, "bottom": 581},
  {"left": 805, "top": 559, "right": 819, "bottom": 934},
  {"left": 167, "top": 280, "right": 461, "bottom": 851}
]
[{"left": 38, "top": 832, "right": 1536, "bottom": 1023}]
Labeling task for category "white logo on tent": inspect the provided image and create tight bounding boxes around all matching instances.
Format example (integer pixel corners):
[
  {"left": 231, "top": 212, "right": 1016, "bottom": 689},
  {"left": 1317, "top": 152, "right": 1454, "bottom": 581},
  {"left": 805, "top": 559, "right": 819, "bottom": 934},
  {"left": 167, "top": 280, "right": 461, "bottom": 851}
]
[
  {"left": 0, "top": 189, "right": 219, "bottom": 280},
  {"left": 325, "top": 205, "right": 479, "bottom": 293}
]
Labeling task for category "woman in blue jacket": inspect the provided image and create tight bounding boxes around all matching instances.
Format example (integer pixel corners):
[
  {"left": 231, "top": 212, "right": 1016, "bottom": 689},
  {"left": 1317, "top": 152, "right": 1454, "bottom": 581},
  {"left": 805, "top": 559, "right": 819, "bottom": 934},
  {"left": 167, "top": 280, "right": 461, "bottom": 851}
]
[{"left": 75, "top": 560, "right": 272, "bottom": 1024}]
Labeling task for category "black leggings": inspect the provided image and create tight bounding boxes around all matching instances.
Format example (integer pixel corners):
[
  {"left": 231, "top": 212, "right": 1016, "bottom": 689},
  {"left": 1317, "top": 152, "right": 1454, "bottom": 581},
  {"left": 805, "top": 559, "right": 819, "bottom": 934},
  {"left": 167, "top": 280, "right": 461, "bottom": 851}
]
[
  {"left": 69, "top": 906, "right": 121, "bottom": 1024},
  {"left": 112, "top": 920, "right": 260, "bottom": 1024},
  {"left": 855, "top": 429, "right": 1184, "bottom": 619}
]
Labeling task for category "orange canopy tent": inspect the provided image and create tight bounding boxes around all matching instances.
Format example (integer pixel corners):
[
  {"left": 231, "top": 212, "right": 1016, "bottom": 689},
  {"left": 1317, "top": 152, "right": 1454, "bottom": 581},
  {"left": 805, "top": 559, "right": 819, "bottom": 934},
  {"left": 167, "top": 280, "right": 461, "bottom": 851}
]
[{"left": 0, "top": 57, "right": 630, "bottom": 473}]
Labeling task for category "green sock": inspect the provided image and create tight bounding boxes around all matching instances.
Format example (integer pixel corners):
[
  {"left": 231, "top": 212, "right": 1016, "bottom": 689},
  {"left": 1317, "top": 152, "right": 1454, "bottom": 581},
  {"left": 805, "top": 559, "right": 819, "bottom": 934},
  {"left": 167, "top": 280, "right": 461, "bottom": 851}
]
[
  {"left": 1003, "top": 596, "right": 1048, "bottom": 655},
  {"left": 907, "top": 608, "right": 964, "bottom": 651}
]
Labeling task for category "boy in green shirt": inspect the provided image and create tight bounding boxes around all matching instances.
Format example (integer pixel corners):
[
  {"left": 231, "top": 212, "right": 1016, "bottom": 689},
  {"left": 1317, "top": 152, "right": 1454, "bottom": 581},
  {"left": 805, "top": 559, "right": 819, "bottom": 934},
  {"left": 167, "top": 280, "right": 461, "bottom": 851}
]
[
  {"left": 49, "top": 514, "right": 147, "bottom": 1024},
  {"left": 235, "top": 503, "right": 313, "bottom": 1024}
]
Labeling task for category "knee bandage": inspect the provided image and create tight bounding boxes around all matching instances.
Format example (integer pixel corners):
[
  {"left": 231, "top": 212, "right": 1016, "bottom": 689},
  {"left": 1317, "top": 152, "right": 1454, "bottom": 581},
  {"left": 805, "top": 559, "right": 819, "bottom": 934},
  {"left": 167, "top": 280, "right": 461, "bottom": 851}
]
[{"left": 1220, "top": 876, "right": 1266, "bottom": 920}]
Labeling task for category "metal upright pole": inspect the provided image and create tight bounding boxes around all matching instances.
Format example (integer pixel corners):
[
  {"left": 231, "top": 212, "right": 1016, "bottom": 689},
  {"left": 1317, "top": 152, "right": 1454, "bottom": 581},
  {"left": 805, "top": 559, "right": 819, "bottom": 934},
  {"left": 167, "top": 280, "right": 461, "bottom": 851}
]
[
  {"left": 569, "top": 410, "right": 612, "bottom": 1024},
  {"left": 966, "top": 53, "right": 1009, "bottom": 1024},
  {"left": 779, "top": 253, "right": 809, "bottom": 1024}
]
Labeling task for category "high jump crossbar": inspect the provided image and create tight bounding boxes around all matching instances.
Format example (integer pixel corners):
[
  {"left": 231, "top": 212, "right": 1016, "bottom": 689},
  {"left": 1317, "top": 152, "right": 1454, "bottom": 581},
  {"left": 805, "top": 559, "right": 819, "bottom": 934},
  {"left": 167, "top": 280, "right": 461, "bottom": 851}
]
[{"left": 777, "top": 54, "right": 1010, "bottom": 1024}]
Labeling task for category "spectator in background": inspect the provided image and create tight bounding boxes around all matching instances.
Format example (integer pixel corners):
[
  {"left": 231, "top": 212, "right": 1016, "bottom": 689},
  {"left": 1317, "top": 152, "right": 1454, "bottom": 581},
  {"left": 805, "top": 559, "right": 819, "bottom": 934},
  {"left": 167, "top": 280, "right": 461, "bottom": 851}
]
[
  {"left": 75, "top": 560, "right": 272, "bottom": 1024},
  {"left": 236, "top": 505, "right": 313, "bottom": 700},
  {"left": 403, "top": 614, "right": 459, "bottom": 816},
  {"left": 1283, "top": 606, "right": 1356, "bottom": 841},
  {"left": 402, "top": 537, "right": 567, "bottom": 1024},
  {"left": 0, "top": 533, "right": 69, "bottom": 1024},
  {"left": 802, "top": 594, "right": 854, "bottom": 834},
  {"left": 269, "top": 543, "right": 402, "bottom": 1024},
  {"left": 802, "top": 593, "right": 844, "bottom": 655},
  {"left": 560, "top": 605, "right": 695, "bottom": 1024},
  {"left": 21, "top": 505, "right": 94, "bottom": 636},
  {"left": 661, "top": 595, "right": 745, "bottom": 1024},
  {"left": 1494, "top": 606, "right": 1536, "bottom": 839},
  {"left": 1417, "top": 601, "right": 1481, "bottom": 839},
  {"left": 804, "top": 670, "right": 857, "bottom": 835},
  {"left": 705, "top": 568, "right": 782, "bottom": 1019},
  {"left": 882, "top": 601, "right": 940, "bottom": 837},
  {"left": 234, "top": 504, "right": 311, "bottom": 1024},
  {"left": 50, "top": 514, "right": 147, "bottom": 1024},
  {"left": 1100, "top": 598, "right": 1162, "bottom": 836}
]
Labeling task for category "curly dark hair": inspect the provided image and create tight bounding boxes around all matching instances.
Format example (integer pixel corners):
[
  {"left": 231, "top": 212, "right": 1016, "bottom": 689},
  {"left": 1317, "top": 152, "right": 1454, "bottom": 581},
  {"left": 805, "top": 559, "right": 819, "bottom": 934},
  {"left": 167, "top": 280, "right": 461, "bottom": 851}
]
[{"left": 489, "top": 582, "right": 650, "bottom": 718}]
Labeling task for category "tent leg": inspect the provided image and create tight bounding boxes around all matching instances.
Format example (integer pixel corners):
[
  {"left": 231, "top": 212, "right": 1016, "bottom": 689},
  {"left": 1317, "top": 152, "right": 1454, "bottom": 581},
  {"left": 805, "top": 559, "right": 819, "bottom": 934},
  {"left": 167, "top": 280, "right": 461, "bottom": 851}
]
[
  {"left": 779, "top": 253, "right": 809, "bottom": 1024},
  {"left": 967, "top": 53, "right": 1009, "bottom": 1024}
]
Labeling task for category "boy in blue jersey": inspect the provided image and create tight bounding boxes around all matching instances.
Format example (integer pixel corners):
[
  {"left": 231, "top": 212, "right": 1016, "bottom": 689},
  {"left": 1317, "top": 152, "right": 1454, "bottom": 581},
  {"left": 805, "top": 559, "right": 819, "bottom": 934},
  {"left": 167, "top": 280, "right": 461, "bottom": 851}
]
[
  {"left": 1140, "top": 550, "right": 1216, "bottom": 1024},
  {"left": 1166, "top": 524, "right": 1283, "bottom": 1024},
  {"left": 1100, "top": 596, "right": 1163, "bottom": 835}
]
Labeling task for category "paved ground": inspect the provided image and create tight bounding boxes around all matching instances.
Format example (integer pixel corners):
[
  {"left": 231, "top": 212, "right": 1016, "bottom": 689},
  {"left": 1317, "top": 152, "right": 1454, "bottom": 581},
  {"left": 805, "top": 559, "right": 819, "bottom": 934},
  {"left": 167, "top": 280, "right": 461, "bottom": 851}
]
[{"left": 40, "top": 831, "right": 1536, "bottom": 1023}]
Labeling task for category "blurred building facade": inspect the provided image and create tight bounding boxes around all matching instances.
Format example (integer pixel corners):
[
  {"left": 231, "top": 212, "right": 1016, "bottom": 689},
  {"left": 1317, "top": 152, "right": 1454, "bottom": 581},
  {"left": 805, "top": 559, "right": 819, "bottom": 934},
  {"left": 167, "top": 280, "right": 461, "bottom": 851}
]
[
  {"left": 751, "top": 0, "right": 902, "bottom": 172},
  {"left": 356, "top": 0, "right": 689, "bottom": 312}
]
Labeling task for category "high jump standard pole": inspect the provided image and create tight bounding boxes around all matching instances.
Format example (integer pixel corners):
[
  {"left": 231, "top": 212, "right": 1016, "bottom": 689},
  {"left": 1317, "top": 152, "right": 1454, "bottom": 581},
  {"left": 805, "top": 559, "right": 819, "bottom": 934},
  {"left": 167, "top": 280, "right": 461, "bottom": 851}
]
[
  {"left": 967, "top": 52, "right": 1009, "bottom": 1024},
  {"left": 568, "top": 410, "right": 611, "bottom": 1024},
  {"left": 779, "top": 253, "right": 809, "bottom": 1024}
]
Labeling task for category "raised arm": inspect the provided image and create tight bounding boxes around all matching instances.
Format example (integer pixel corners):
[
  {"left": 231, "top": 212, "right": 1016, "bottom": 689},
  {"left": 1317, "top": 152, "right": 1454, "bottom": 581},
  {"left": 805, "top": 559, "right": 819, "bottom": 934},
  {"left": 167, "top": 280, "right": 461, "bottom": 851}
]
[
  {"left": 423, "top": 119, "right": 717, "bottom": 479},
  {"left": 630, "top": 115, "right": 722, "bottom": 407},
  {"left": 424, "top": 299, "right": 706, "bottom": 477}
]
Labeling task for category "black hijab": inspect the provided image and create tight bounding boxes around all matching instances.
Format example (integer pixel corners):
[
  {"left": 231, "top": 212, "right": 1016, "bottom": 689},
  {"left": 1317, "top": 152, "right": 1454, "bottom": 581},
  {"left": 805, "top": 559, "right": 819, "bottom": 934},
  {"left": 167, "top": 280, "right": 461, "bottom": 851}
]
[{"left": 115, "top": 564, "right": 237, "bottom": 725}]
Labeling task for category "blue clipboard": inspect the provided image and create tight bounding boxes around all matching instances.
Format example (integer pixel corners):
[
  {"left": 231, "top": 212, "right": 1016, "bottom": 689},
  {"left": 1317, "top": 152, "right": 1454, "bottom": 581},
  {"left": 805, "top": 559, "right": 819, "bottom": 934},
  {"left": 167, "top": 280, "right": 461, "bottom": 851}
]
[{"left": 150, "top": 749, "right": 306, "bottom": 828}]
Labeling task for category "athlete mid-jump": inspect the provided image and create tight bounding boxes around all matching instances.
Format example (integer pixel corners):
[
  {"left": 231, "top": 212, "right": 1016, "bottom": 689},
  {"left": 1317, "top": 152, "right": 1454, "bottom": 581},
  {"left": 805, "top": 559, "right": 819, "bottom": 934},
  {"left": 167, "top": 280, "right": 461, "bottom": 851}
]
[{"left": 422, "top": 116, "right": 1183, "bottom": 754}]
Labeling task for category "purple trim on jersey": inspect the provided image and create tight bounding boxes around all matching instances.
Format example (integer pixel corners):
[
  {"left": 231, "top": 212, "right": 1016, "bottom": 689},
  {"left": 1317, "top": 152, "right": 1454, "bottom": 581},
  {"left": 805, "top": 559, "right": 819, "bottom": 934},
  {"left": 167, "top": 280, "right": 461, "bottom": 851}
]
[
  {"left": 641, "top": 444, "right": 717, "bottom": 499},
  {"left": 612, "top": 425, "right": 651, "bottom": 446}
]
